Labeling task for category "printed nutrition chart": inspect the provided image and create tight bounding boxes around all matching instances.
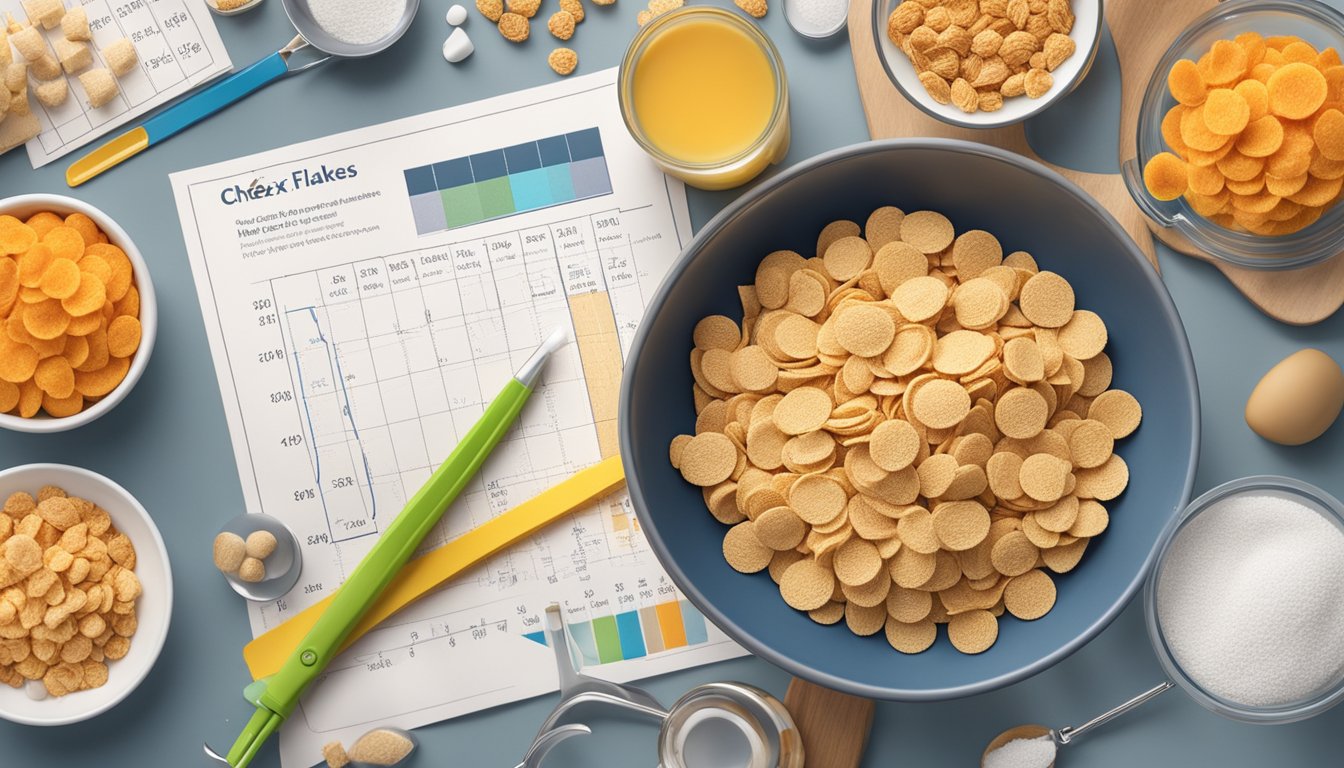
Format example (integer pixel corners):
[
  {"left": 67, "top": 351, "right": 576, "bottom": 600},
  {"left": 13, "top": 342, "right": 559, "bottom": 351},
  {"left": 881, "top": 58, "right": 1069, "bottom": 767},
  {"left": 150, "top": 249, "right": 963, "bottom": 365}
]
[
  {"left": 170, "top": 70, "right": 745, "bottom": 767},
  {"left": 1, "top": 0, "right": 231, "bottom": 167}
]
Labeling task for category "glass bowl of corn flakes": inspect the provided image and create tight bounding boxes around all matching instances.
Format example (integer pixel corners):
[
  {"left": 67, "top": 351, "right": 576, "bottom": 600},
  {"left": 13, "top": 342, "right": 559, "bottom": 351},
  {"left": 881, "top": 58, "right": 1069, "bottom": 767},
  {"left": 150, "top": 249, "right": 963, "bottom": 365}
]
[
  {"left": 874, "top": 0, "right": 1102, "bottom": 129},
  {"left": 0, "top": 463, "right": 172, "bottom": 725},
  {"left": 1123, "top": 0, "right": 1344, "bottom": 269},
  {"left": 0, "top": 194, "right": 156, "bottom": 433}
]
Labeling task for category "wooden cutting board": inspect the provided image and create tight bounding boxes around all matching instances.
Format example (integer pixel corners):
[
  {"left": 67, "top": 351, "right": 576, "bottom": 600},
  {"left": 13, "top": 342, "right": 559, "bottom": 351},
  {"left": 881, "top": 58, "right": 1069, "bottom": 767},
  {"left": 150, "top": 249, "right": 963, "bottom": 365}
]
[
  {"left": 1107, "top": 0, "right": 1344, "bottom": 325},
  {"left": 784, "top": 678, "right": 875, "bottom": 768},
  {"left": 848, "top": 0, "right": 1344, "bottom": 324}
]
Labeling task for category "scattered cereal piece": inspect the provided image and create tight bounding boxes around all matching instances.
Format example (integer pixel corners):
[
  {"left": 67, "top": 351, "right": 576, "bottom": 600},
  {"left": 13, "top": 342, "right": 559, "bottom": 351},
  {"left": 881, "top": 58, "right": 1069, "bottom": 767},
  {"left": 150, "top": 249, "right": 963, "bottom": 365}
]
[
  {"left": 899, "top": 210, "right": 955, "bottom": 254},
  {"left": 1018, "top": 271, "right": 1074, "bottom": 328},
  {"left": 1268, "top": 61, "right": 1326, "bottom": 119},
  {"left": 349, "top": 729, "right": 416, "bottom": 765},
  {"left": 323, "top": 742, "right": 351, "bottom": 768},
  {"left": 238, "top": 557, "right": 266, "bottom": 583},
  {"left": 1088, "top": 389, "right": 1142, "bottom": 439},
  {"left": 53, "top": 38, "right": 90, "bottom": 75},
  {"left": 1023, "top": 68, "right": 1052, "bottom": 98},
  {"left": 779, "top": 559, "right": 834, "bottom": 611},
  {"left": 948, "top": 609, "right": 998, "bottom": 653},
  {"left": 28, "top": 51, "right": 58, "bottom": 80},
  {"left": 10, "top": 25, "right": 43, "bottom": 62},
  {"left": 506, "top": 0, "right": 540, "bottom": 17},
  {"left": 1313, "top": 108, "right": 1344, "bottom": 160},
  {"left": 101, "top": 38, "right": 137, "bottom": 78},
  {"left": 78, "top": 68, "right": 118, "bottom": 108},
  {"left": 679, "top": 432, "right": 738, "bottom": 486},
  {"left": 61, "top": 7, "right": 90, "bottom": 41},
  {"left": 547, "top": 10, "right": 575, "bottom": 40},
  {"left": 1200, "top": 39, "right": 1248, "bottom": 86},
  {"left": 22, "top": 0, "right": 62, "bottom": 29},
  {"left": 476, "top": 0, "right": 503, "bottom": 21},
  {"left": 106, "top": 315, "right": 141, "bottom": 358},
  {"left": 245, "top": 530, "right": 277, "bottom": 560},
  {"left": 497, "top": 12, "right": 529, "bottom": 42},
  {"left": 33, "top": 77, "right": 66, "bottom": 108},
  {"left": 560, "top": 0, "right": 585, "bottom": 22},
  {"left": 1202, "top": 87, "right": 1249, "bottom": 135},
  {"left": 884, "top": 616, "right": 936, "bottom": 653},
  {"left": 722, "top": 521, "right": 772, "bottom": 573},
  {"left": 1168, "top": 57, "right": 1206, "bottom": 106},
  {"left": 734, "top": 0, "right": 767, "bottom": 19}
]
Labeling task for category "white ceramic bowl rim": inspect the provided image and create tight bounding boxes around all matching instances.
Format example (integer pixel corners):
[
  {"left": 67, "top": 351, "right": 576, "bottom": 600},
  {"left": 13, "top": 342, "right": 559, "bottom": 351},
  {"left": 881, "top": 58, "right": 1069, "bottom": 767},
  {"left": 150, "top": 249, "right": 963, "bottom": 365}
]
[
  {"left": 0, "top": 464, "right": 172, "bottom": 726},
  {"left": 872, "top": 0, "right": 1104, "bottom": 129},
  {"left": 0, "top": 194, "right": 157, "bottom": 434}
]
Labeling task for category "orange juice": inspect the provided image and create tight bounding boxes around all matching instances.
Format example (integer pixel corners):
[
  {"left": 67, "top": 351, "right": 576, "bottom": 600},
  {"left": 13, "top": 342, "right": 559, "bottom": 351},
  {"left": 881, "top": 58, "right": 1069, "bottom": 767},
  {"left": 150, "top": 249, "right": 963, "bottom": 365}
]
[{"left": 620, "top": 8, "right": 790, "bottom": 190}]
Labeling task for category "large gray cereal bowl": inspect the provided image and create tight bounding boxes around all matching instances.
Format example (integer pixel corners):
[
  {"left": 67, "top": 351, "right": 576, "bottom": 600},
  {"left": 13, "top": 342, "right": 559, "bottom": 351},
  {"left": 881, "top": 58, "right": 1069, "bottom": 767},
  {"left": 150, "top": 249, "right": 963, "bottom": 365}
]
[{"left": 620, "top": 139, "right": 1199, "bottom": 701}]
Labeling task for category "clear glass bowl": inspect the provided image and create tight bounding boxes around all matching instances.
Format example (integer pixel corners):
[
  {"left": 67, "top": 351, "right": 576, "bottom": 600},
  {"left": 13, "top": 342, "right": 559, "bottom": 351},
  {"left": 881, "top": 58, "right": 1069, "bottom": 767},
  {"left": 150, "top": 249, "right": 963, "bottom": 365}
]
[
  {"left": 1144, "top": 475, "right": 1344, "bottom": 724},
  {"left": 1122, "top": 0, "right": 1344, "bottom": 270}
]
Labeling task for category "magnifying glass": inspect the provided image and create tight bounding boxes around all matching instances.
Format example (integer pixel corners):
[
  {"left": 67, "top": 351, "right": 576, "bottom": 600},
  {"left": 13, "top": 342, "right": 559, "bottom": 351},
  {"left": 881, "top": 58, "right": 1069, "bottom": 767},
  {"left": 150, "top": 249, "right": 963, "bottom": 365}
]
[
  {"left": 527, "top": 604, "right": 804, "bottom": 768},
  {"left": 66, "top": 0, "right": 420, "bottom": 187}
]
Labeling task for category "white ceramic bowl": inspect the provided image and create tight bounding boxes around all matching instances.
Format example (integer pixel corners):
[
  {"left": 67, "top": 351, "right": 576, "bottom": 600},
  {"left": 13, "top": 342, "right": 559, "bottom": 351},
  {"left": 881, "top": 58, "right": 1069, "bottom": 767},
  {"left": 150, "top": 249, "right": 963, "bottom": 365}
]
[
  {"left": 0, "top": 194, "right": 157, "bottom": 434},
  {"left": 0, "top": 464, "right": 172, "bottom": 726},
  {"left": 873, "top": 0, "right": 1103, "bottom": 129}
]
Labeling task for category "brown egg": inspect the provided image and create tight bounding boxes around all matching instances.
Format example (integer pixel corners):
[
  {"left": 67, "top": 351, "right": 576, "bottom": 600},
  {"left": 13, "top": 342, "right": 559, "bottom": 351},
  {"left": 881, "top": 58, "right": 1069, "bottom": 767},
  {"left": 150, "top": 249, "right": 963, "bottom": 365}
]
[{"left": 1246, "top": 349, "right": 1344, "bottom": 446}]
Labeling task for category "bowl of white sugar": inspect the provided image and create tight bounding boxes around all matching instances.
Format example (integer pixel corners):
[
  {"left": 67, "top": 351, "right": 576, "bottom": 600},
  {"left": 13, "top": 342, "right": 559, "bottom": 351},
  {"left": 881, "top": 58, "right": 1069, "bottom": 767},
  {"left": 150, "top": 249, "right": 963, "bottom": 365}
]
[{"left": 1146, "top": 475, "right": 1344, "bottom": 724}]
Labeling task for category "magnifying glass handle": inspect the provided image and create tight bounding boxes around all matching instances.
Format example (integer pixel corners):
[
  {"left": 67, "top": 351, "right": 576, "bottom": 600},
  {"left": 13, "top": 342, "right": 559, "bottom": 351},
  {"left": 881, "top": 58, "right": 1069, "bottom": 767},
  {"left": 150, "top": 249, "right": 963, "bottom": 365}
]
[{"left": 66, "top": 52, "right": 292, "bottom": 186}]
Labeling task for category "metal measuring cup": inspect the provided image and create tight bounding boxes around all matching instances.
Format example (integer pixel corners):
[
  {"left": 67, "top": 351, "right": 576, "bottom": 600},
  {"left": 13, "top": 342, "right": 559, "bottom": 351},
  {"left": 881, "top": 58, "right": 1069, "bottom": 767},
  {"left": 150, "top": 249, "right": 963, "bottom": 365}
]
[{"left": 524, "top": 604, "right": 804, "bottom": 768}]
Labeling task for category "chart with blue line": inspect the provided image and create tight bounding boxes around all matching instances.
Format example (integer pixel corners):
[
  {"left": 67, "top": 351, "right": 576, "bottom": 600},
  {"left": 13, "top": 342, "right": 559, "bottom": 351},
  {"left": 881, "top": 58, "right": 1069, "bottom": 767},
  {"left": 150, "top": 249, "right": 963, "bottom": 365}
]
[
  {"left": 404, "top": 128, "right": 614, "bottom": 236},
  {"left": 287, "top": 305, "right": 381, "bottom": 543}
]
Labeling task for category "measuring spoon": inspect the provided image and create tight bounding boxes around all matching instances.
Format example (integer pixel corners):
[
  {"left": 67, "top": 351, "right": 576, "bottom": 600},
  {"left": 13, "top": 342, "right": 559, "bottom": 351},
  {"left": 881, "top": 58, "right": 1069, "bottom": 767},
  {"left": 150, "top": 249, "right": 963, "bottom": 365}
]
[{"left": 980, "top": 682, "right": 1173, "bottom": 767}]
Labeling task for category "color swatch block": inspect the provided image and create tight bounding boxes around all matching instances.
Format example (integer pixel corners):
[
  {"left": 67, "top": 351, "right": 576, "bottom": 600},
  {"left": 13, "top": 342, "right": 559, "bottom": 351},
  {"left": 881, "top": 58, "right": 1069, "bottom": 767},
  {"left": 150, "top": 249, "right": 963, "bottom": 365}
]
[
  {"left": 405, "top": 128, "right": 614, "bottom": 235},
  {"left": 522, "top": 600, "right": 712, "bottom": 666}
]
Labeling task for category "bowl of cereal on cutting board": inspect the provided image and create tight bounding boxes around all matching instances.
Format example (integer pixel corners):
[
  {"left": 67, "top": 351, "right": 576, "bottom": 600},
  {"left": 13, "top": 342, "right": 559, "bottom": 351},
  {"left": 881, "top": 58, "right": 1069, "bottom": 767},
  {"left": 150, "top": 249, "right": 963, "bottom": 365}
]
[
  {"left": 0, "top": 194, "right": 156, "bottom": 434},
  {"left": 620, "top": 139, "right": 1199, "bottom": 700},
  {"left": 876, "top": 0, "right": 1102, "bottom": 128},
  {"left": 0, "top": 463, "right": 171, "bottom": 725}
]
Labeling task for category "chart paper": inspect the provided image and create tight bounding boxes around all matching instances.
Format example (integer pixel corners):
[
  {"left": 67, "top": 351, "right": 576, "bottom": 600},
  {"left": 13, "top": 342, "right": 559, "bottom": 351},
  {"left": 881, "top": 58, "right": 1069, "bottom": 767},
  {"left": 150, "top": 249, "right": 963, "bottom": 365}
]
[{"left": 170, "top": 69, "right": 745, "bottom": 767}]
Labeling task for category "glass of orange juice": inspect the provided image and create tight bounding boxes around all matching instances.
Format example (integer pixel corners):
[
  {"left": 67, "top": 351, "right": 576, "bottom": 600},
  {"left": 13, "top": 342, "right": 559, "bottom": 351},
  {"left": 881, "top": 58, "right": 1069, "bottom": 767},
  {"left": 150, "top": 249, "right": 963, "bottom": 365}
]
[{"left": 619, "top": 7, "right": 790, "bottom": 191}]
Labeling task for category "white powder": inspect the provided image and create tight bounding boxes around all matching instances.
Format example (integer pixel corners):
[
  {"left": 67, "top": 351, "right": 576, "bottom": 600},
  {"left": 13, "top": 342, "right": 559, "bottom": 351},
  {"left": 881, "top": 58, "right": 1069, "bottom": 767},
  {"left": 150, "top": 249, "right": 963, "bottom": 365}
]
[
  {"left": 785, "top": 0, "right": 846, "bottom": 36},
  {"left": 1157, "top": 493, "right": 1344, "bottom": 707},
  {"left": 983, "top": 736, "right": 1056, "bottom": 768},
  {"left": 309, "top": 0, "right": 408, "bottom": 46}
]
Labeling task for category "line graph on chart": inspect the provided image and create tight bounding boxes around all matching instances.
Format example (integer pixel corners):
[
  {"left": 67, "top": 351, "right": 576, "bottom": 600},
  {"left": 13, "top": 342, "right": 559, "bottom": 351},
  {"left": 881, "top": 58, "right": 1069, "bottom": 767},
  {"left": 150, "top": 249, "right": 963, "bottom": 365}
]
[{"left": 288, "top": 306, "right": 380, "bottom": 543}]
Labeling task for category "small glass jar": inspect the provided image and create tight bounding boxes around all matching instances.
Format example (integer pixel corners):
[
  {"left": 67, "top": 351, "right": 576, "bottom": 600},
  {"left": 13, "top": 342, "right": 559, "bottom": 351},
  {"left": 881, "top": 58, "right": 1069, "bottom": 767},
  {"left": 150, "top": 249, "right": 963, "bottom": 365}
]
[
  {"left": 1122, "top": 0, "right": 1344, "bottom": 270},
  {"left": 619, "top": 8, "right": 790, "bottom": 191},
  {"left": 1144, "top": 475, "right": 1344, "bottom": 724}
]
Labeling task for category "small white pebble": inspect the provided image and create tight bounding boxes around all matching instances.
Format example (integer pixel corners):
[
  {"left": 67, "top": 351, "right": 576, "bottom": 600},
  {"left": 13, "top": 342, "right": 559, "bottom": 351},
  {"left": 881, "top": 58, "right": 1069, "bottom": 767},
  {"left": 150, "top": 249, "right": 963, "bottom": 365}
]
[
  {"left": 442, "top": 27, "right": 474, "bottom": 63},
  {"left": 446, "top": 3, "right": 468, "bottom": 25}
]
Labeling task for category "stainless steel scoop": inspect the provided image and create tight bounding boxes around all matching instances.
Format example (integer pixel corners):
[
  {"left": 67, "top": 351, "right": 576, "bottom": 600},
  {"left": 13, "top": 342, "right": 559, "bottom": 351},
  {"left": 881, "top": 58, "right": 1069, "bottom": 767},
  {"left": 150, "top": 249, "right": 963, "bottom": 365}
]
[{"left": 524, "top": 604, "right": 804, "bottom": 768}]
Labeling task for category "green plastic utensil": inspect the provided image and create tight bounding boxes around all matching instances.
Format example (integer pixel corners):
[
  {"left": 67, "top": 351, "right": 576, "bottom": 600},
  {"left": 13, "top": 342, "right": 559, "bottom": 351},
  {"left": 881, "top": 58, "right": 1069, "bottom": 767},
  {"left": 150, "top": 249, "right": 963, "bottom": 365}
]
[{"left": 204, "top": 327, "right": 570, "bottom": 767}]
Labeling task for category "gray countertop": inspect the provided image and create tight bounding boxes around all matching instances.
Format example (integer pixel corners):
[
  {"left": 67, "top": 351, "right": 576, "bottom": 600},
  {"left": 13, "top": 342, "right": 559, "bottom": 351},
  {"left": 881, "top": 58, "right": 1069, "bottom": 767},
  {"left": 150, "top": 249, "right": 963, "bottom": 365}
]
[{"left": 3, "top": 0, "right": 1343, "bottom": 765}]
